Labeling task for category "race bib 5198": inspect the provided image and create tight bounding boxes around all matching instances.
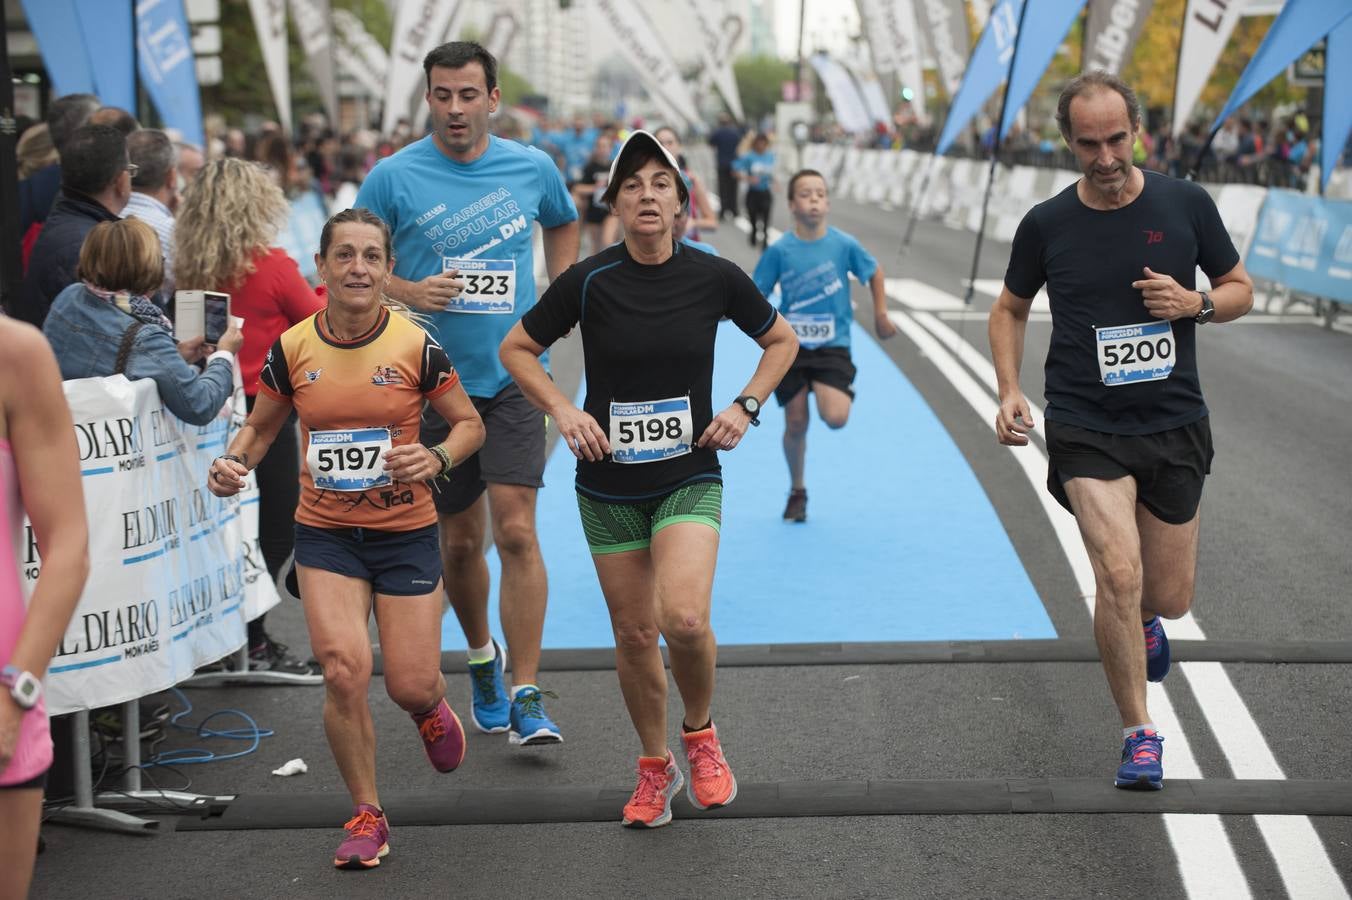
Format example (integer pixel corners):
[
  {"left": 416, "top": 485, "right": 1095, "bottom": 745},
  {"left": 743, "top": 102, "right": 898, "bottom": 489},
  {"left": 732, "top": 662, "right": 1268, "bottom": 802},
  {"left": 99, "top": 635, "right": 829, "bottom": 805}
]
[{"left": 609, "top": 396, "right": 694, "bottom": 464}]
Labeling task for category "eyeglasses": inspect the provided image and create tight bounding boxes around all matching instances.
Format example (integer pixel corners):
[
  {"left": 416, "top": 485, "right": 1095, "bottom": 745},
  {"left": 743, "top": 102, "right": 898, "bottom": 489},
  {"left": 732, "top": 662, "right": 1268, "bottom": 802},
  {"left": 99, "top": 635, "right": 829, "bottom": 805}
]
[{"left": 125, "top": 162, "right": 139, "bottom": 177}]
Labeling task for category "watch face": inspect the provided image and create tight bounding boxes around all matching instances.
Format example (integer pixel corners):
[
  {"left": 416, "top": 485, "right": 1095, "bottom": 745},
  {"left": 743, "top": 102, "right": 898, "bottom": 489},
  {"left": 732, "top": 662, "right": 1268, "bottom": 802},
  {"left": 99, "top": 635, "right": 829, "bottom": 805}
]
[
  {"left": 16, "top": 674, "right": 40, "bottom": 705},
  {"left": 746, "top": 398, "right": 760, "bottom": 414}
]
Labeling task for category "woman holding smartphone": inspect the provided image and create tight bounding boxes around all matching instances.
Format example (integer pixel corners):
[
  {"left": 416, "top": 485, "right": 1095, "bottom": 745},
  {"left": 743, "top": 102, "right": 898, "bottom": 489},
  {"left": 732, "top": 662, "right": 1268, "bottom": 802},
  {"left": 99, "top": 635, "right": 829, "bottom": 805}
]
[{"left": 42, "top": 217, "right": 242, "bottom": 424}]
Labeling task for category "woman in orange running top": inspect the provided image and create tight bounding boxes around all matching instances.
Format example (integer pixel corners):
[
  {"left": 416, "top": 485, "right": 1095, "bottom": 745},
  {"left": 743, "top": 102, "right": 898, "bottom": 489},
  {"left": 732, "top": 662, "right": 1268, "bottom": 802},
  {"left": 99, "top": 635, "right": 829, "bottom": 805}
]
[
  {"left": 208, "top": 208, "right": 485, "bottom": 871},
  {"left": 0, "top": 316, "right": 90, "bottom": 898}
]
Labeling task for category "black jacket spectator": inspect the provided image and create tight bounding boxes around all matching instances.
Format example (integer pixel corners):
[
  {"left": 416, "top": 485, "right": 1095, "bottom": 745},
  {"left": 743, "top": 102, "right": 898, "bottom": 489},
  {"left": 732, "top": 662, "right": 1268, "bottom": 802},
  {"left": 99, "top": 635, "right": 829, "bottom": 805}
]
[{"left": 16, "top": 125, "right": 130, "bottom": 327}]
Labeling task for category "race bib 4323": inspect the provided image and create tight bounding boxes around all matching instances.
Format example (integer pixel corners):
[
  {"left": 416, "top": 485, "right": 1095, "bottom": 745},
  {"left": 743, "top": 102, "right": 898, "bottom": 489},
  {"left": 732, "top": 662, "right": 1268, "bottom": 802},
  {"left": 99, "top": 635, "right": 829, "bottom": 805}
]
[
  {"left": 609, "top": 396, "right": 694, "bottom": 464},
  {"left": 306, "top": 427, "right": 393, "bottom": 491},
  {"left": 1095, "top": 320, "right": 1175, "bottom": 386},
  {"left": 442, "top": 257, "right": 516, "bottom": 314}
]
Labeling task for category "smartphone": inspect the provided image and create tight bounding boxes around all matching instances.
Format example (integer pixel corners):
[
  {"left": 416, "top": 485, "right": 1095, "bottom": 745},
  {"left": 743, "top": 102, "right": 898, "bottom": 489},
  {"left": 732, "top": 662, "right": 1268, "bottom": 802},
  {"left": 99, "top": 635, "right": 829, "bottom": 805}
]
[
  {"left": 174, "top": 290, "right": 231, "bottom": 343},
  {"left": 203, "top": 292, "right": 230, "bottom": 344}
]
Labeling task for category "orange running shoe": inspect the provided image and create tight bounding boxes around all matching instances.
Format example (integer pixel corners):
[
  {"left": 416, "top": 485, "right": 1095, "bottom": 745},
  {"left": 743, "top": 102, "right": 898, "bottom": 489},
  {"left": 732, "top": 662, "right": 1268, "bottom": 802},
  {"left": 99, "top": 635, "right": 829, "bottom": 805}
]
[
  {"left": 681, "top": 723, "right": 738, "bottom": 810},
  {"left": 621, "top": 751, "right": 684, "bottom": 828}
]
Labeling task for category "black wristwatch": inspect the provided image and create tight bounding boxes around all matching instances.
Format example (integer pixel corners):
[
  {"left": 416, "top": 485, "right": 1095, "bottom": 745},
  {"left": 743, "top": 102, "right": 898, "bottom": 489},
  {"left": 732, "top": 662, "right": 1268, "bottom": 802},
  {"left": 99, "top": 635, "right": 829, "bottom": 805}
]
[
  {"left": 735, "top": 395, "right": 761, "bottom": 426},
  {"left": 1195, "top": 291, "right": 1215, "bottom": 324}
]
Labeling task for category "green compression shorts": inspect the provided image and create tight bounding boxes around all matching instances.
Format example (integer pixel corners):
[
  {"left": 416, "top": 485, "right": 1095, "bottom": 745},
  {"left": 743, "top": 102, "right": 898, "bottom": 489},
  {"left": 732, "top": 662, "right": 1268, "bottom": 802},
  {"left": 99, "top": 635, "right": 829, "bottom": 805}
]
[{"left": 577, "top": 481, "right": 723, "bottom": 555}]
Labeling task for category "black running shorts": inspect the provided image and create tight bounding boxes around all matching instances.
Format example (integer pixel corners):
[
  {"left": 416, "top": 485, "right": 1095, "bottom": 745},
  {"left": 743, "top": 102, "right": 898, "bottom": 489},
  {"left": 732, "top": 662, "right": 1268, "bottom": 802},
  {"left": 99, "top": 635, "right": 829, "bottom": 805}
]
[
  {"left": 773, "top": 346, "right": 858, "bottom": 406},
  {"left": 1045, "top": 416, "right": 1214, "bottom": 525}
]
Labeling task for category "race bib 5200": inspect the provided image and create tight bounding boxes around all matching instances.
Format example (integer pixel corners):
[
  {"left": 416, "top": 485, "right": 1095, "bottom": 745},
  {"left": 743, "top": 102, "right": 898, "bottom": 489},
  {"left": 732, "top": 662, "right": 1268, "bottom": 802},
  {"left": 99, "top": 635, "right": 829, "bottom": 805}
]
[
  {"left": 306, "top": 427, "right": 392, "bottom": 491},
  {"left": 787, "top": 312, "right": 835, "bottom": 349},
  {"left": 1095, "top": 320, "right": 1175, "bottom": 386},
  {"left": 609, "top": 396, "right": 693, "bottom": 464},
  {"left": 442, "top": 258, "right": 516, "bottom": 314}
]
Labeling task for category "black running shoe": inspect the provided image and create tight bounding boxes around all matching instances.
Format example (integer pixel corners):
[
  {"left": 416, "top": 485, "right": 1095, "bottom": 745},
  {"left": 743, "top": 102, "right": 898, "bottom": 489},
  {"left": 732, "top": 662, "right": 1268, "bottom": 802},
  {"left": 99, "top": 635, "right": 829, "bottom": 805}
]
[
  {"left": 783, "top": 488, "right": 807, "bottom": 522},
  {"left": 247, "top": 635, "right": 324, "bottom": 684}
]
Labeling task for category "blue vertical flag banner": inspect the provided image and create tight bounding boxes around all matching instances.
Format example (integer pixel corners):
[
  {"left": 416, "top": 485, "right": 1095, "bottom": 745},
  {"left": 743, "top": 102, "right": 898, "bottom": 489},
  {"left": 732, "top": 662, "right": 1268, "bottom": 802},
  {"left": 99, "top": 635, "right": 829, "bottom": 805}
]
[
  {"left": 137, "top": 0, "right": 205, "bottom": 148},
  {"left": 1322, "top": 15, "right": 1352, "bottom": 192},
  {"left": 75, "top": 0, "right": 136, "bottom": 112},
  {"left": 20, "top": 0, "right": 97, "bottom": 98},
  {"left": 1210, "top": 0, "right": 1352, "bottom": 134},
  {"left": 999, "top": 0, "right": 1088, "bottom": 139},
  {"left": 935, "top": 0, "right": 1026, "bottom": 156}
]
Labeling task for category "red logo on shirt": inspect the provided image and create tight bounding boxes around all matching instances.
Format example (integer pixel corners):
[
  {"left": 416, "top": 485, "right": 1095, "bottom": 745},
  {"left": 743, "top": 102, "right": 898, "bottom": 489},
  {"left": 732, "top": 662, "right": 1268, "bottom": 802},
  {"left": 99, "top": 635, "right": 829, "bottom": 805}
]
[{"left": 1144, "top": 230, "right": 1164, "bottom": 245}]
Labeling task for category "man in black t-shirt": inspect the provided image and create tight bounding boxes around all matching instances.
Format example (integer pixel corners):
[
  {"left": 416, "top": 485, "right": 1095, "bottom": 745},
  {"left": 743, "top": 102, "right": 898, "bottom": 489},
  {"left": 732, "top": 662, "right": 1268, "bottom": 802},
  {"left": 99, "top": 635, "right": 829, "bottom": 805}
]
[{"left": 989, "top": 73, "right": 1253, "bottom": 791}]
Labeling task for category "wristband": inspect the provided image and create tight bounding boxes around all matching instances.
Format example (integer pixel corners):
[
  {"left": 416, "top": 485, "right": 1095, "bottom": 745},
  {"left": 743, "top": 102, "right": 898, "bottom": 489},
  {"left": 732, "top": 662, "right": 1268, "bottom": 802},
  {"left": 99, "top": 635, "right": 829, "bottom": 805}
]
[
  {"left": 218, "top": 453, "right": 247, "bottom": 468},
  {"left": 429, "top": 444, "right": 454, "bottom": 479}
]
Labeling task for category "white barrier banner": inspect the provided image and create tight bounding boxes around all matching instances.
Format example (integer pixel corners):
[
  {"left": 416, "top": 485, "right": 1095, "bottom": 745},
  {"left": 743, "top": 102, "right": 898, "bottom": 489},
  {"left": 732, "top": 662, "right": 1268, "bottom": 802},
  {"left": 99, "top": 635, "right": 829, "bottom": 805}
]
[
  {"left": 688, "top": 0, "right": 747, "bottom": 122},
  {"left": 591, "top": 0, "right": 702, "bottom": 131},
  {"left": 914, "top": 0, "right": 970, "bottom": 99},
  {"left": 332, "top": 8, "right": 390, "bottom": 102},
  {"left": 1082, "top": 0, "right": 1155, "bottom": 75},
  {"left": 810, "top": 54, "right": 875, "bottom": 134},
  {"left": 855, "top": 0, "right": 928, "bottom": 120},
  {"left": 289, "top": 0, "right": 339, "bottom": 124},
  {"left": 1173, "top": 0, "right": 1245, "bottom": 138},
  {"left": 383, "top": 0, "right": 464, "bottom": 136},
  {"left": 247, "top": 0, "right": 291, "bottom": 135},
  {"left": 26, "top": 376, "right": 279, "bottom": 715}
]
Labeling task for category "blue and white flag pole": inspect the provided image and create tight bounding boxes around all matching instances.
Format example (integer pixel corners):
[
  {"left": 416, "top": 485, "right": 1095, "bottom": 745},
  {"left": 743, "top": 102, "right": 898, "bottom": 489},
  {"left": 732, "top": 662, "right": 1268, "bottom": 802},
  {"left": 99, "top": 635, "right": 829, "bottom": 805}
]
[{"left": 962, "top": 0, "right": 1034, "bottom": 307}]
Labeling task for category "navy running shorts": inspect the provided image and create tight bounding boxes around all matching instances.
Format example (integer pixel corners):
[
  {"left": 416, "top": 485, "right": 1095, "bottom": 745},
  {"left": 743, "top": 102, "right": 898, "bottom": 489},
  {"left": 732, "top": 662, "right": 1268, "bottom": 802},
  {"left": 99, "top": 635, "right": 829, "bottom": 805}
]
[
  {"left": 293, "top": 522, "right": 442, "bottom": 596},
  {"left": 1045, "top": 416, "right": 1213, "bottom": 525}
]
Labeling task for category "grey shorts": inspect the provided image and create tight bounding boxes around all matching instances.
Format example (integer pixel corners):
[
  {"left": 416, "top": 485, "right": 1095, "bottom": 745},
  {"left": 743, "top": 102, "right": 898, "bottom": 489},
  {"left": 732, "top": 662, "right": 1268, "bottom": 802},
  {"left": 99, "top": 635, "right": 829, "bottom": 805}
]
[{"left": 421, "top": 382, "right": 546, "bottom": 515}]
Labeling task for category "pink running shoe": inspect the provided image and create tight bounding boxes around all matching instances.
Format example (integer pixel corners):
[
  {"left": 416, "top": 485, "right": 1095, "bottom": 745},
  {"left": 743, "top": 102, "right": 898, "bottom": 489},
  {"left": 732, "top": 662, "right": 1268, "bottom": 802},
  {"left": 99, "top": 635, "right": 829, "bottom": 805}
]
[
  {"left": 334, "top": 803, "right": 389, "bottom": 869},
  {"left": 412, "top": 697, "right": 466, "bottom": 773}
]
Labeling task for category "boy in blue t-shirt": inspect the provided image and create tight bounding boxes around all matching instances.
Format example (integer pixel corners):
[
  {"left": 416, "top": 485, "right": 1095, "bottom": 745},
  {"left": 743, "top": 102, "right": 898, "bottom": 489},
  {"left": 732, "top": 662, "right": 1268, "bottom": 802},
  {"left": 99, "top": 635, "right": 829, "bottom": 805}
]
[
  {"left": 734, "top": 133, "right": 776, "bottom": 248},
  {"left": 752, "top": 169, "right": 897, "bottom": 522}
]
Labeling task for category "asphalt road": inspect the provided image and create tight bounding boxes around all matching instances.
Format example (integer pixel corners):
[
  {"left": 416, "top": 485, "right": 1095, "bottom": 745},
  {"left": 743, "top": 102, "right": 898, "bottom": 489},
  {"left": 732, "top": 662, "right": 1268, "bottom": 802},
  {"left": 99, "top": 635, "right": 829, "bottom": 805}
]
[{"left": 30, "top": 195, "right": 1352, "bottom": 900}]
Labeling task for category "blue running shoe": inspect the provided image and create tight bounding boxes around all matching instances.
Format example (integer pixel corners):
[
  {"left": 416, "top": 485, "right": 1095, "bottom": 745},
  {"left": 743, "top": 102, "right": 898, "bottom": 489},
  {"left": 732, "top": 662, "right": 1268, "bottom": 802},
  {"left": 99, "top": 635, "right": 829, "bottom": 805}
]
[
  {"left": 467, "top": 640, "right": 510, "bottom": 734},
  {"left": 1144, "top": 616, "right": 1171, "bottom": 683},
  {"left": 509, "top": 686, "right": 563, "bottom": 746},
  {"left": 1115, "top": 729, "right": 1164, "bottom": 790}
]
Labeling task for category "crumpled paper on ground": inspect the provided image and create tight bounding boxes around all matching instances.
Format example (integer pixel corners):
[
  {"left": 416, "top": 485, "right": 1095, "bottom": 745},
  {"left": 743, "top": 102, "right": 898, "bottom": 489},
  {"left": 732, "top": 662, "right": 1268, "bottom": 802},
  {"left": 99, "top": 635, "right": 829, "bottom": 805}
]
[{"left": 271, "top": 758, "right": 308, "bottom": 776}]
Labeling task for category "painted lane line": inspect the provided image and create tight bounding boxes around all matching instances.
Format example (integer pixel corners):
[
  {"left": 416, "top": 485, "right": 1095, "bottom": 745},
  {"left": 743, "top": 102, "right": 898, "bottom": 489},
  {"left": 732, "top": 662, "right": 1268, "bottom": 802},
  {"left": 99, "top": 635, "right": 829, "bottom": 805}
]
[
  {"left": 893, "top": 294, "right": 1349, "bottom": 899},
  {"left": 887, "top": 307, "right": 1250, "bottom": 900}
]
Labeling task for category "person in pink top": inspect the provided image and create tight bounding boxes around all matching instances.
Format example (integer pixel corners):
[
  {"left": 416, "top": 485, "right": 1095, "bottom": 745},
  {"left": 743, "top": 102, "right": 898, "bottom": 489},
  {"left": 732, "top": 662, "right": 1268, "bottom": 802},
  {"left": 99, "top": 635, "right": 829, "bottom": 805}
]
[
  {"left": 0, "top": 316, "right": 90, "bottom": 899},
  {"left": 175, "top": 158, "right": 326, "bottom": 681}
]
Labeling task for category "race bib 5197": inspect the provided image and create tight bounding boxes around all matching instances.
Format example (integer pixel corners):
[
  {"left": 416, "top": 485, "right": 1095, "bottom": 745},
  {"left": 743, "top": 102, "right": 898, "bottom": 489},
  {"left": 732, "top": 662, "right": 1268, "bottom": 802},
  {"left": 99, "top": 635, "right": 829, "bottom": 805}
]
[{"left": 307, "top": 427, "right": 393, "bottom": 491}]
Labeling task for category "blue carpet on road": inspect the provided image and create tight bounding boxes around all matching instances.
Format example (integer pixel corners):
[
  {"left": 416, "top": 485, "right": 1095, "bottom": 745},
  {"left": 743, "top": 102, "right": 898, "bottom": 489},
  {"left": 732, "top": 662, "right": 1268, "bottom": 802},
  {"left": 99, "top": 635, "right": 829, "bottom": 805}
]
[{"left": 444, "top": 321, "right": 1054, "bottom": 650}]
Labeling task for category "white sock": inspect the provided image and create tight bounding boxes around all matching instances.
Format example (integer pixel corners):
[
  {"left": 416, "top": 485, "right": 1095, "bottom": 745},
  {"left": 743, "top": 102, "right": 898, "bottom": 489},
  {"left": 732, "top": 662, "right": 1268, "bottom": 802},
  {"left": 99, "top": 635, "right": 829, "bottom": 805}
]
[
  {"left": 467, "top": 640, "right": 495, "bottom": 664},
  {"left": 511, "top": 683, "right": 538, "bottom": 699},
  {"left": 1124, "top": 723, "right": 1156, "bottom": 739}
]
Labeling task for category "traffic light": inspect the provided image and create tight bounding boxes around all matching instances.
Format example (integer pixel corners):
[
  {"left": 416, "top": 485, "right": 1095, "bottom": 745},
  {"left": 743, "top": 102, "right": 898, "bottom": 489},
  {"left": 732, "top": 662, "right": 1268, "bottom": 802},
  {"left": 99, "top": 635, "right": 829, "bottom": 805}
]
[{"left": 901, "top": 87, "right": 915, "bottom": 102}]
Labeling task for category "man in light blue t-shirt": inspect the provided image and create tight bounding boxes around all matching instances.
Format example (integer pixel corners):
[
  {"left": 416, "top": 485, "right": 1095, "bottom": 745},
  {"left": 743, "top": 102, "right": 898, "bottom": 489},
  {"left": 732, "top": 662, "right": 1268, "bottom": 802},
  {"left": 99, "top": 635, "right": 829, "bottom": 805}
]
[
  {"left": 752, "top": 169, "right": 896, "bottom": 523},
  {"left": 355, "top": 41, "right": 579, "bottom": 749}
]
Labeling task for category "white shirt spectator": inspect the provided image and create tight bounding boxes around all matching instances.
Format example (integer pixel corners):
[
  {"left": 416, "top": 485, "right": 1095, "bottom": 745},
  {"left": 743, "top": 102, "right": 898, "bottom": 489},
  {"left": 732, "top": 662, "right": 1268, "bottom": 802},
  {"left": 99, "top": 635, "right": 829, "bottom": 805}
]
[{"left": 122, "top": 191, "right": 176, "bottom": 301}]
